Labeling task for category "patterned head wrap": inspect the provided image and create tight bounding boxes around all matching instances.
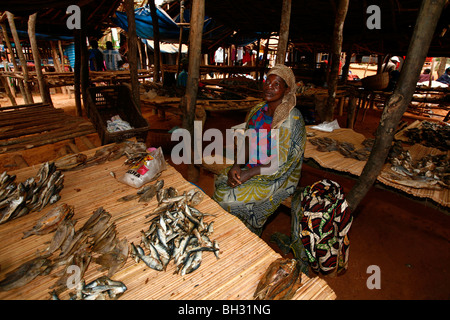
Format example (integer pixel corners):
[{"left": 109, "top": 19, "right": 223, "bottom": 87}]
[{"left": 267, "top": 64, "right": 297, "bottom": 129}]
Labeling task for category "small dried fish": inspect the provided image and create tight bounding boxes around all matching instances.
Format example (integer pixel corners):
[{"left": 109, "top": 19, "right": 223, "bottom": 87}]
[
  {"left": 22, "top": 204, "right": 74, "bottom": 239},
  {"left": 254, "top": 258, "right": 302, "bottom": 300},
  {"left": 0, "top": 257, "right": 52, "bottom": 292},
  {"left": 138, "top": 185, "right": 157, "bottom": 202},
  {"left": 54, "top": 153, "right": 88, "bottom": 171}
]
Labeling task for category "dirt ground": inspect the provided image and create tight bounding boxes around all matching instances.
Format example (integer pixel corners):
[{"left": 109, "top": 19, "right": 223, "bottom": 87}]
[{"left": 3, "top": 92, "right": 449, "bottom": 300}]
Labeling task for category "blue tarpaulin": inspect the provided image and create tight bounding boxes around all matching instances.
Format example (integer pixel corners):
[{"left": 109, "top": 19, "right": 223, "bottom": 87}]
[
  {"left": 111, "top": 5, "right": 258, "bottom": 47},
  {"left": 112, "top": 5, "right": 187, "bottom": 42}
]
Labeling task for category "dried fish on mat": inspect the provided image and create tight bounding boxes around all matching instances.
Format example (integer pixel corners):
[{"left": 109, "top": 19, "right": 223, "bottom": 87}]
[
  {"left": 0, "top": 256, "right": 52, "bottom": 292},
  {"left": 254, "top": 258, "right": 302, "bottom": 300},
  {"left": 131, "top": 186, "right": 218, "bottom": 276},
  {"left": 50, "top": 275, "right": 127, "bottom": 300},
  {"left": 384, "top": 143, "right": 449, "bottom": 189},
  {"left": 117, "top": 177, "right": 163, "bottom": 203},
  {"left": 78, "top": 141, "right": 148, "bottom": 169},
  {"left": 0, "top": 206, "right": 128, "bottom": 296},
  {"left": 54, "top": 153, "right": 88, "bottom": 171},
  {"left": 404, "top": 121, "right": 450, "bottom": 151},
  {"left": 0, "top": 162, "right": 64, "bottom": 225},
  {"left": 309, "top": 137, "right": 373, "bottom": 161},
  {"left": 22, "top": 203, "right": 74, "bottom": 239}
]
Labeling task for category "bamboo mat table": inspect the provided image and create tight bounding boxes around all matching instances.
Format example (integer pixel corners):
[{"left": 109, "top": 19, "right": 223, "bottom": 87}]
[
  {"left": 305, "top": 127, "right": 449, "bottom": 207},
  {"left": 0, "top": 146, "right": 336, "bottom": 300}
]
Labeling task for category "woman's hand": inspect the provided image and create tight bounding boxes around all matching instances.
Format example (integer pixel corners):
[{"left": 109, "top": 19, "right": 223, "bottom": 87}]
[
  {"left": 227, "top": 164, "right": 242, "bottom": 187},
  {"left": 238, "top": 169, "right": 256, "bottom": 184}
]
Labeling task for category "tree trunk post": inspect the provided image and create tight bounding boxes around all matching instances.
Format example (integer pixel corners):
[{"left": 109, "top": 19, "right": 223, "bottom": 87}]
[
  {"left": 276, "top": 0, "right": 292, "bottom": 65},
  {"left": 149, "top": 0, "right": 161, "bottom": 83},
  {"left": 7, "top": 11, "right": 33, "bottom": 104},
  {"left": 28, "top": 12, "right": 52, "bottom": 106},
  {"left": 125, "top": 0, "right": 141, "bottom": 111},
  {"left": 74, "top": 29, "right": 82, "bottom": 117},
  {"left": 346, "top": 0, "right": 447, "bottom": 213},
  {"left": 325, "top": 0, "right": 349, "bottom": 121},
  {"left": 1, "top": 22, "right": 27, "bottom": 103},
  {"left": 176, "top": 0, "right": 185, "bottom": 77},
  {"left": 181, "top": 0, "right": 205, "bottom": 182}
]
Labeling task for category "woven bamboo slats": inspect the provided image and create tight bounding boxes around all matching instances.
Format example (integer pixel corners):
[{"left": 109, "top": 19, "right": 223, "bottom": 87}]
[{"left": 0, "top": 146, "right": 336, "bottom": 300}]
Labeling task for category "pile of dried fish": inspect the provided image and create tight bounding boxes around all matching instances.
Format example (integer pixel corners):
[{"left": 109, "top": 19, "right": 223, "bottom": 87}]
[
  {"left": 60, "top": 141, "right": 148, "bottom": 171},
  {"left": 50, "top": 276, "right": 127, "bottom": 300},
  {"left": 131, "top": 184, "right": 219, "bottom": 276},
  {"left": 309, "top": 137, "right": 374, "bottom": 161},
  {"left": 0, "top": 162, "right": 64, "bottom": 225},
  {"left": 254, "top": 258, "right": 302, "bottom": 300},
  {"left": 384, "top": 142, "right": 449, "bottom": 189},
  {"left": 117, "top": 177, "right": 163, "bottom": 202},
  {"left": 404, "top": 121, "right": 450, "bottom": 151},
  {"left": 0, "top": 206, "right": 128, "bottom": 296}
]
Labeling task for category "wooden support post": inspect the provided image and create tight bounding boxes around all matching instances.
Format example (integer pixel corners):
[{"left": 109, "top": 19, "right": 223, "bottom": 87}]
[
  {"left": 346, "top": 90, "right": 356, "bottom": 129},
  {"left": 176, "top": 0, "right": 185, "bottom": 77},
  {"left": 125, "top": 0, "right": 141, "bottom": 111},
  {"left": 325, "top": 0, "right": 349, "bottom": 122},
  {"left": 341, "top": 48, "right": 352, "bottom": 84},
  {"left": 276, "top": 0, "right": 292, "bottom": 65},
  {"left": 261, "top": 33, "right": 270, "bottom": 83},
  {"left": 7, "top": 11, "right": 33, "bottom": 104},
  {"left": 50, "top": 41, "right": 66, "bottom": 94},
  {"left": 149, "top": 0, "right": 161, "bottom": 83},
  {"left": 74, "top": 29, "right": 82, "bottom": 117},
  {"left": 80, "top": 9, "right": 89, "bottom": 114},
  {"left": 346, "top": 0, "right": 447, "bottom": 213},
  {"left": 181, "top": 0, "right": 205, "bottom": 182},
  {"left": 1, "top": 22, "right": 26, "bottom": 101},
  {"left": 28, "top": 13, "right": 52, "bottom": 106},
  {"left": 0, "top": 75, "right": 17, "bottom": 106}
]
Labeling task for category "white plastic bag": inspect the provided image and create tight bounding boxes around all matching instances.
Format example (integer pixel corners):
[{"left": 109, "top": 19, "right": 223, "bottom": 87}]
[
  {"left": 119, "top": 147, "right": 167, "bottom": 188},
  {"left": 310, "top": 119, "right": 341, "bottom": 132}
]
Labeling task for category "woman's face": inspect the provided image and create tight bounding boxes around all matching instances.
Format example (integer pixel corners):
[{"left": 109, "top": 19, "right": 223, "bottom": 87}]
[{"left": 263, "top": 74, "right": 290, "bottom": 104}]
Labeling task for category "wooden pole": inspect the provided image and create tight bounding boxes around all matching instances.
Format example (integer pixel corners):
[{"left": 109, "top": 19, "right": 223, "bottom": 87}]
[
  {"left": 51, "top": 41, "right": 67, "bottom": 94},
  {"left": 7, "top": 11, "right": 33, "bottom": 104},
  {"left": 261, "top": 33, "right": 270, "bottom": 83},
  {"left": 325, "top": 0, "right": 349, "bottom": 122},
  {"left": 176, "top": 0, "right": 185, "bottom": 77},
  {"left": 346, "top": 0, "right": 447, "bottom": 213},
  {"left": 125, "top": 0, "right": 141, "bottom": 111},
  {"left": 149, "top": 0, "right": 161, "bottom": 83},
  {"left": 28, "top": 12, "right": 52, "bottom": 105},
  {"left": 80, "top": 38, "right": 89, "bottom": 114},
  {"left": 74, "top": 29, "right": 82, "bottom": 116},
  {"left": 276, "top": 0, "right": 292, "bottom": 65},
  {"left": 181, "top": 0, "right": 205, "bottom": 182},
  {"left": 1, "top": 22, "right": 26, "bottom": 101},
  {"left": 0, "top": 75, "right": 17, "bottom": 106}
]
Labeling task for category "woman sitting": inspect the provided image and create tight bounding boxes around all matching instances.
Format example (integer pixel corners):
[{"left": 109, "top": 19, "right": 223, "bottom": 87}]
[{"left": 213, "top": 64, "right": 306, "bottom": 235}]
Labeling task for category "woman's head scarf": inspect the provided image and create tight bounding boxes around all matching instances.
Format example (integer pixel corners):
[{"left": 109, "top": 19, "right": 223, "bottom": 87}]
[{"left": 266, "top": 64, "right": 297, "bottom": 129}]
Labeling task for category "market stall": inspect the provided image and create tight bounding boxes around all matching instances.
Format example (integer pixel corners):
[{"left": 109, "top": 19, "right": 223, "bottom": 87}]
[
  {"left": 0, "top": 144, "right": 336, "bottom": 300},
  {"left": 304, "top": 126, "right": 449, "bottom": 208}
]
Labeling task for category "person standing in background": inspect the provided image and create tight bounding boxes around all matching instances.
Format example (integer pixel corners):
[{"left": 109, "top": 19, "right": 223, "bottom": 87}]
[
  {"left": 103, "top": 41, "right": 123, "bottom": 71},
  {"left": 88, "top": 40, "right": 106, "bottom": 71},
  {"left": 418, "top": 68, "right": 434, "bottom": 83}
]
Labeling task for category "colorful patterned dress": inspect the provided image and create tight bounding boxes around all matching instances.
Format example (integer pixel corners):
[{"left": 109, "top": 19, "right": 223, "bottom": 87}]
[{"left": 213, "top": 102, "right": 306, "bottom": 235}]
